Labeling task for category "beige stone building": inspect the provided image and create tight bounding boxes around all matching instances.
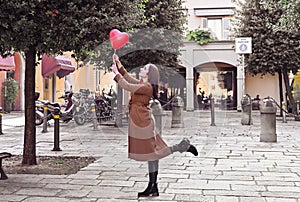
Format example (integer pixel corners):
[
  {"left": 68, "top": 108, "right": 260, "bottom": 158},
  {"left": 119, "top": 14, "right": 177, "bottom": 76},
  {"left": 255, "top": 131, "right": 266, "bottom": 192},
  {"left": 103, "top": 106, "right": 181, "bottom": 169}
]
[{"left": 180, "top": 0, "right": 280, "bottom": 111}]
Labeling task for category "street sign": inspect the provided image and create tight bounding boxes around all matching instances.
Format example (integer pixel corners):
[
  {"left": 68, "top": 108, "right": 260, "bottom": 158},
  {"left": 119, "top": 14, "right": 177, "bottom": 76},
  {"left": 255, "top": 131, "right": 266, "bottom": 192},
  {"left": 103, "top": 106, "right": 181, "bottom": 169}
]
[{"left": 235, "top": 37, "right": 252, "bottom": 54}]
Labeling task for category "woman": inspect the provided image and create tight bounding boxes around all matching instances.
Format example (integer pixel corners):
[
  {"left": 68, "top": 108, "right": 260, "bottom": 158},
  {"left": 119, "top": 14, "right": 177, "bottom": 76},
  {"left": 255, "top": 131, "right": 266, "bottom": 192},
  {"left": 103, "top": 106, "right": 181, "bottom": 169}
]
[{"left": 110, "top": 55, "right": 198, "bottom": 197}]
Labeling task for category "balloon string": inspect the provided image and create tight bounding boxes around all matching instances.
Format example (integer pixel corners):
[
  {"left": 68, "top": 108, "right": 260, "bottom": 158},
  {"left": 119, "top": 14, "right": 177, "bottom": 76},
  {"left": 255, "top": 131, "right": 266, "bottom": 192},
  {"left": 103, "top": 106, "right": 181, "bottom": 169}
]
[{"left": 113, "top": 49, "right": 116, "bottom": 65}]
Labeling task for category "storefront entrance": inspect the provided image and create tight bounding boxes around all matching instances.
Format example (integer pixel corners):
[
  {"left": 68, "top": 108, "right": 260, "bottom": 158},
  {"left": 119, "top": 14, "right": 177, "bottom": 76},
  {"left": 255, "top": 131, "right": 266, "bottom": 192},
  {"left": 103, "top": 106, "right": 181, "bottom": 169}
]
[{"left": 195, "top": 63, "right": 237, "bottom": 110}]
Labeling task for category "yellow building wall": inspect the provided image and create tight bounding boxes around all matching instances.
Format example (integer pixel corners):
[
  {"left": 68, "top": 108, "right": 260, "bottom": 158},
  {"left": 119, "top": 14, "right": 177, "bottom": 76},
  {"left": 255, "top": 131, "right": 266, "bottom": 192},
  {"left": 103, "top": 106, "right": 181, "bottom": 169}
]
[
  {"left": 34, "top": 52, "right": 71, "bottom": 102},
  {"left": 293, "top": 72, "right": 300, "bottom": 100},
  {"left": 55, "top": 77, "right": 65, "bottom": 103},
  {"left": 35, "top": 59, "right": 44, "bottom": 98},
  {"left": 97, "top": 71, "right": 116, "bottom": 94},
  {"left": 34, "top": 51, "right": 120, "bottom": 104},
  {"left": 73, "top": 64, "right": 89, "bottom": 92}
]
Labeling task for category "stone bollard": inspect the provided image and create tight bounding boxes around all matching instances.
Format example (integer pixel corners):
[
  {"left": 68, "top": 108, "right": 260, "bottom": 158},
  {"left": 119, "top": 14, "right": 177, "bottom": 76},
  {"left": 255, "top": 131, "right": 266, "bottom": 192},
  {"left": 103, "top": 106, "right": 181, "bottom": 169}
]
[
  {"left": 241, "top": 94, "right": 253, "bottom": 125},
  {"left": 260, "top": 98, "right": 277, "bottom": 142},
  {"left": 282, "top": 101, "right": 287, "bottom": 123},
  {"left": 171, "top": 96, "right": 184, "bottom": 128},
  {"left": 150, "top": 99, "right": 164, "bottom": 135},
  {"left": 52, "top": 107, "right": 62, "bottom": 151},
  {"left": 0, "top": 107, "right": 3, "bottom": 135}
]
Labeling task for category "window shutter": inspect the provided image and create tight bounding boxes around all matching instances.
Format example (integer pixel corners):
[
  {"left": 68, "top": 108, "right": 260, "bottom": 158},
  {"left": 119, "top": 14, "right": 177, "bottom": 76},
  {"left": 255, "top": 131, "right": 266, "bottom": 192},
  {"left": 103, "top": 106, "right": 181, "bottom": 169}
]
[
  {"left": 201, "top": 18, "right": 208, "bottom": 29},
  {"left": 222, "top": 18, "right": 231, "bottom": 40}
]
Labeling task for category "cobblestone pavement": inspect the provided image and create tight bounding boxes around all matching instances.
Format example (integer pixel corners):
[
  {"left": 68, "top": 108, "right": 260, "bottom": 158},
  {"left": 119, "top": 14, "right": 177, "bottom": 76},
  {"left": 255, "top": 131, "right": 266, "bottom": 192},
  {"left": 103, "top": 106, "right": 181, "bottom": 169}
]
[{"left": 0, "top": 110, "right": 300, "bottom": 202}]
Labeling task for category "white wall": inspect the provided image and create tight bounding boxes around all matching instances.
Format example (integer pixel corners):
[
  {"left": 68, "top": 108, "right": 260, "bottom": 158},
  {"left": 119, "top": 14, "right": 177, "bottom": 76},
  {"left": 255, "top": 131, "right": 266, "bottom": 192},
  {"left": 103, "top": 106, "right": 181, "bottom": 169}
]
[
  {"left": 184, "top": 0, "right": 236, "bottom": 30},
  {"left": 184, "top": 0, "right": 235, "bottom": 8},
  {"left": 245, "top": 73, "right": 280, "bottom": 102},
  {"left": 180, "top": 41, "right": 237, "bottom": 67}
]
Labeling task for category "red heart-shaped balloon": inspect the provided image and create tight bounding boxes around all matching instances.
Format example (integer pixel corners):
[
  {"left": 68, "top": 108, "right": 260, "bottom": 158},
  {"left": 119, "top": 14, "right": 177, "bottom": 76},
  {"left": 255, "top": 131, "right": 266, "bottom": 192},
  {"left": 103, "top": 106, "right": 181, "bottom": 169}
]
[{"left": 109, "top": 29, "right": 129, "bottom": 50}]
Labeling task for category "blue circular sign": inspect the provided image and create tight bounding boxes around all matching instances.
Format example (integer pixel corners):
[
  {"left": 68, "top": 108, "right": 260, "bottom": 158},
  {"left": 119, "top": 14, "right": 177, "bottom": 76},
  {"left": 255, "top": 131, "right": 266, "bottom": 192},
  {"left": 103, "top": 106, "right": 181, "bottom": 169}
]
[{"left": 239, "top": 44, "right": 248, "bottom": 52}]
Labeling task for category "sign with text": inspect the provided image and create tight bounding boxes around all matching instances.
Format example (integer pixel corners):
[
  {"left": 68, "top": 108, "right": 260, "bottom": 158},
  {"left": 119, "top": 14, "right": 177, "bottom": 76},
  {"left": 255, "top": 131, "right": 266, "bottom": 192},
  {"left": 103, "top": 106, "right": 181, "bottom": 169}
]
[{"left": 235, "top": 37, "right": 252, "bottom": 54}]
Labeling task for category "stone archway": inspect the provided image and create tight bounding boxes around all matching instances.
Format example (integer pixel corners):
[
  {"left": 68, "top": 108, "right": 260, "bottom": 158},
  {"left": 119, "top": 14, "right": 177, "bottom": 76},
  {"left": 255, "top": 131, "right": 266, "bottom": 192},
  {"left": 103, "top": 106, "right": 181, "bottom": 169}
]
[
  {"left": 179, "top": 41, "right": 241, "bottom": 111},
  {"left": 194, "top": 62, "right": 237, "bottom": 110}
]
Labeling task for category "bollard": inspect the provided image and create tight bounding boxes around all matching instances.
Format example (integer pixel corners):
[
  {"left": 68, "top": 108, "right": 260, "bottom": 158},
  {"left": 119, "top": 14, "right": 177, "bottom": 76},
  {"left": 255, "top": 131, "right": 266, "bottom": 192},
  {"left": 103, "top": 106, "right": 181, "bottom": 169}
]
[
  {"left": 0, "top": 107, "right": 3, "bottom": 135},
  {"left": 282, "top": 101, "right": 287, "bottom": 123},
  {"left": 52, "top": 108, "right": 62, "bottom": 151},
  {"left": 260, "top": 98, "right": 277, "bottom": 142},
  {"left": 42, "top": 104, "right": 48, "bottom": 133},
  {"left": 91, "top": 103, "right": 98, "bottom": 130},
  {"left": 171, "top": 96, "right": 184, "bottom": 128},
  {"left": 150, "top": 99, "right": 163, "bottom": 135},
  {"left": 210, "top": 97, "right": 216, "bottom": 126},
  {"left": 241, "top": 94, "right": 253, "bottom": 125},
  {"left": 295, "top": 100, "right": 300, "bottom": 121}
]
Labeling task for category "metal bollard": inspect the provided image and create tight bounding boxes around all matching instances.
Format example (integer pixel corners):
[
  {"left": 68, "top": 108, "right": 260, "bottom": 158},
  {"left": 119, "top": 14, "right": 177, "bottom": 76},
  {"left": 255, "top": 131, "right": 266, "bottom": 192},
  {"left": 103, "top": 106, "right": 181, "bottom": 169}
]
[
  {"left": 150, "top": 99, "right": 163, "bottom": 135},
  {"left": 42, "top": 104, "right": 48, "bottom": 133},
  {"left": 171, "top": 96, "right": 184, "bottom": 128},
  {"left": 91, "top": 103, "right": 98, "bottom": 130},
  {"left": 241, "top": 94, "right": 253, "bottom": 125},
  {"left": 0, "top": 107, "right": 3, "bottom": 135},
  {"left": 260, "top": 98, "right": 277, "bottom": 142},
  {"left": 282, "top": 101, "right": 287, "bottom": 123},
  {"left": 52, "top": 108, "right": 62, "bottom": 151},
  {"left": 210, "top": 97, "right": 216, "bottom": 126}
]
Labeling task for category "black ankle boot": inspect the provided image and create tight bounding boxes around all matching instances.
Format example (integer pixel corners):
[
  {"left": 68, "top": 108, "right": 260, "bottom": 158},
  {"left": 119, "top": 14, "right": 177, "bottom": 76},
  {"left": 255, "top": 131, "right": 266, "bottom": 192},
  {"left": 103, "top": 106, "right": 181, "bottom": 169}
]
[
  {"left": 138, "top": 171, "right": 159, "bottom": 197},
  {"left": 170, "top": 138, "right": 198, "bottom": 156},
  {"left": 187, "top": 144, "right": 198, "bottom": 156},
  {"left": 137, "top": 182, "right": 159, "bottom": 197}
]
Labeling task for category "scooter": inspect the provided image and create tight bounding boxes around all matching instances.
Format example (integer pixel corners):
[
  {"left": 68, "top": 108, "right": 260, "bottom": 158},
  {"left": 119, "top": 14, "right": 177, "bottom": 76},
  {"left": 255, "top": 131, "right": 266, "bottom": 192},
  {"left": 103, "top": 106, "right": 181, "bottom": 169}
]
[
  {"left": 35, "top": 92, "right": 52, "bottom": 126},
  {"left": 35, "top": 91, "right": 75, "bottom": 125},
  {"left": 56, "top": 91, "right": 74, "bottom": 123}
]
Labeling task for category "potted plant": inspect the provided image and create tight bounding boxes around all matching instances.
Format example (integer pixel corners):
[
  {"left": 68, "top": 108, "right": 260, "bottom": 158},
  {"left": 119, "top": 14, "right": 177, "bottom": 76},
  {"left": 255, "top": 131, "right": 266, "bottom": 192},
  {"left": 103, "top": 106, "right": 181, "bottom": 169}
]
[{"left": 1, "top": 78, "right": 18, "bottom": 113}]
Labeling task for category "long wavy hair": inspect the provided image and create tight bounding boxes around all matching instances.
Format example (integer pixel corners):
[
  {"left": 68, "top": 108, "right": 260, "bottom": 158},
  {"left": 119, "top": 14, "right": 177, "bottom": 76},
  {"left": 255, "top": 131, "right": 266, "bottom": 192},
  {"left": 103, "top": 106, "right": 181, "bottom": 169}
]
[{"left": 145, "top": 64, "right": 159, "bottom": 99}]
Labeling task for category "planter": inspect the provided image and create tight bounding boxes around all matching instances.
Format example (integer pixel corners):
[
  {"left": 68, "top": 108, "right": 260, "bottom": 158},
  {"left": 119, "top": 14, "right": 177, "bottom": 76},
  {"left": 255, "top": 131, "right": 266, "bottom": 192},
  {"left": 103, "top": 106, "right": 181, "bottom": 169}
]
[
  {"left": 3, "top": 99, "right": 12, "bottom": 113},
  {"left": 1, "top": 78, "right": 18, "bottom": 113}
]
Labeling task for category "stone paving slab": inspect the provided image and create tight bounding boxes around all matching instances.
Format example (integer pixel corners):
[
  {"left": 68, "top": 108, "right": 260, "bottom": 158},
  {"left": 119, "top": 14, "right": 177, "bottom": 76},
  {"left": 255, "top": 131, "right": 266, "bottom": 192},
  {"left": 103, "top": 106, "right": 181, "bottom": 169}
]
[{"left": 0, "top": 110, "right": 300, "bottom": 201}]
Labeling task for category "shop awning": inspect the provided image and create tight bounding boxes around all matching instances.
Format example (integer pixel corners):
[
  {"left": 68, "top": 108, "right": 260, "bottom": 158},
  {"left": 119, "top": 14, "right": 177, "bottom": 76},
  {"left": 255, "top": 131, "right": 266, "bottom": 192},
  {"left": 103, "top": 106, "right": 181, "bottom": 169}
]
[
  {"left": 42, "top": 55, "right": 75, "bottom": 78},
  {"left": 0, "top": 55, "right": 15, "bottom": 71}
]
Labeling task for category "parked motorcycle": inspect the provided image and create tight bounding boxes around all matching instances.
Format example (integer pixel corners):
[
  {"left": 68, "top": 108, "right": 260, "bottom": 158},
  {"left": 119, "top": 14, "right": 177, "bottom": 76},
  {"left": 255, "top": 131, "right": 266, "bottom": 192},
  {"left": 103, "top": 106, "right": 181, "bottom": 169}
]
[
  {"left": 35, "top": 100, "right": 52, "bottom": 125},
  {"left": 35, "top": 92, "right": 46, "bottom": 126},
  {"left": 35, "top": 92, "right": 55, "bottom": 125},
  {"left": 73, "top": 94, "right": 95, "bottom": 125},
  {"left": 72, "top": 89, "right": 115, "bottom": 125},
  {"left": 54, "top": 91, "right": 75, "bottom": 123},
  {"left": 35, "top": 91, "right": 75, "bottom": 125},
  {"left": 95, "top": 92, "right": 115, "bottom": 121}
]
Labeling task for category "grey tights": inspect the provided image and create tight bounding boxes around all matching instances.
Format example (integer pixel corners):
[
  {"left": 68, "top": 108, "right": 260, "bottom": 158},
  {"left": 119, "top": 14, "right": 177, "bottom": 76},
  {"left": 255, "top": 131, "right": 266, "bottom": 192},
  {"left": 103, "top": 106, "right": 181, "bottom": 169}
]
[
  {"left": 169, "top": 138, "right": 190, "bottom": 153},
  {"left": 148, "top": 160, "right": 159, "bottom": 173},
  {"left": 147, "top": 139, "right": 190, "bottom": 174}
]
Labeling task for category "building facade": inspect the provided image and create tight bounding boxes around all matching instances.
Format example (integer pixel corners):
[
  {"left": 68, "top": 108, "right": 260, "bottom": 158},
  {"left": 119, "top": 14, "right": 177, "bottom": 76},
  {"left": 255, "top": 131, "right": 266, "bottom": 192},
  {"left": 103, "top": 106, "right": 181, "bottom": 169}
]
[
  {"left": 180, "top": 0, "right": 280, "bottom": 111},
  {"left": 1, "top": 0, "right": 282, "bottom": 112}
]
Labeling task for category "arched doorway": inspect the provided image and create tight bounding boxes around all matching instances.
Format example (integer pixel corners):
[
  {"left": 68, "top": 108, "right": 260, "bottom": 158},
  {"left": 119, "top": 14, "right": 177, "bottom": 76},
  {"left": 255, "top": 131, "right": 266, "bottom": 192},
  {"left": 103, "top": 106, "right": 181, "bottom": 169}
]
[{"left": 195, "top": 62, "right": 237, "bottom": 110}]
